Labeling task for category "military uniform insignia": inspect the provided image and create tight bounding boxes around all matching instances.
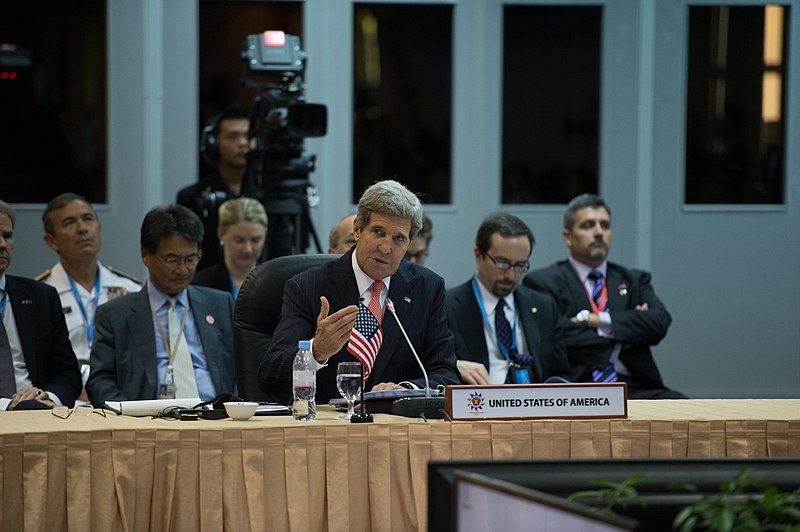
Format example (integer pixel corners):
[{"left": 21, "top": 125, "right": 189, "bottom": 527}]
[
  {"left": 107, "top": 287, "right": 128, "bottom": 300},
  {"left": 107, "top": 266, "right": 142, "bottom": 285},
  {"left": 35, "top": 269, "right": 52, "bottom": 282}
]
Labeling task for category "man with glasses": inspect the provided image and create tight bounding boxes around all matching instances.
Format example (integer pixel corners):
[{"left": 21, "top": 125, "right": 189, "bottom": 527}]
[
  {"left": 524, "top": 194, "right": 685, "bottom": 399},
  {"left": 403, "top": 213, "right": 432, "bottom": 266},
  {"left": 86, "top": 205, "right": 236, "bottom": 407},
  {"left": 445, "top": 213, "right": 572, "bottom": 385}
]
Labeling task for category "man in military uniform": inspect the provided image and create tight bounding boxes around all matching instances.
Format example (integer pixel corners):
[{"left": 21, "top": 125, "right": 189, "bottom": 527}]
[{"left": 38, "top": 194, "right": 141, "bottom": 380}]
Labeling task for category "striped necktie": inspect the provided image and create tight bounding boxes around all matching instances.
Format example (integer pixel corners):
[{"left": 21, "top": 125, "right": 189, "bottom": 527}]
[{"left": 588, "top": 270, "right": 604, "bottom": 309}]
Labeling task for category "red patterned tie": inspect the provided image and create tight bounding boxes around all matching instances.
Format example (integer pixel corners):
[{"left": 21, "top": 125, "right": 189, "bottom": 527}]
[{"left": 367, "top": 280, "right": 384, "bottom": 322}]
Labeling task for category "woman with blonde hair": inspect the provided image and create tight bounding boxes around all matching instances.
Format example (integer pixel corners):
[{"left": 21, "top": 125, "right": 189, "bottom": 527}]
[{"left": 192, "top": 198, "right": 267, "bottom": 299}]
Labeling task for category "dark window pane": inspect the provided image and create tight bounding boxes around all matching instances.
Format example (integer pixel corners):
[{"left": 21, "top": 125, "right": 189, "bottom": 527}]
[
  {"left": 502, "top": 6, "right": 601, "bottom": 204},
  {"left": 685, "top": 6, "right": 787, "bottom": 204},
  {"left": 353, "top": 4, "right": 453, "bottom": 204},
  {"left": 0, "top": 1, "right": 107, "bottom": 203}
]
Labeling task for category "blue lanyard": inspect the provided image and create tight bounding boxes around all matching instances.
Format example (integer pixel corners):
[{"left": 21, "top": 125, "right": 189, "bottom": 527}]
[
  {"left": 228, "top": 271, "right": 239, "bottom": 301},
  {"left": 67, "top": 272, "right": 101, "bottom": 347},
  {"left": 470, "top": 276, "right": 517, "bottom": 361},
  {"left": 0, "top": 288, "right": 7, "bottom": 321}
]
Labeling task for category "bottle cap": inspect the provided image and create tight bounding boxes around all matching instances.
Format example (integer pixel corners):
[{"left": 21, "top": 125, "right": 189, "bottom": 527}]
[{"left": 298, "top": 340, "right": 311, "bottom": 350}]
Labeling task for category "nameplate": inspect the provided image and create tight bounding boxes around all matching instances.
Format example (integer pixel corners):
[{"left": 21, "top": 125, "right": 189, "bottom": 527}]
[{"left": 445, "top": 383, "right": 627, "bottom": 420}]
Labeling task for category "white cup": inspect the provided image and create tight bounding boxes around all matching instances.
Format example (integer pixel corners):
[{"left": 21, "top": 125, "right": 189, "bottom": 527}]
[{"left": 223, "top": 401, "right": 258, "bottom": 421}]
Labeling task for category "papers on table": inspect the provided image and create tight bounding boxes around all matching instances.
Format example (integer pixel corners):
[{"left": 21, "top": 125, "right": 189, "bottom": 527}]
[{"left": 104, "top": 398, "right": 201, "bottom": 416}]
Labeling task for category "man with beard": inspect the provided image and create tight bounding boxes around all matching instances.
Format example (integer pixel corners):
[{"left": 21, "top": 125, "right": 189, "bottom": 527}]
[
  {"left": 524, "top": 194, "right": 685, "bottom": 399},
  {"left": 445, "top": 213, "right": 572, "bottom": 385}
]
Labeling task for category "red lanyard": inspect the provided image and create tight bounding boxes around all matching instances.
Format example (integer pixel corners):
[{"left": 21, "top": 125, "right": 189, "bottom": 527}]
[{"left": 585, "top": 280, "right": 608, "bottom": 312}]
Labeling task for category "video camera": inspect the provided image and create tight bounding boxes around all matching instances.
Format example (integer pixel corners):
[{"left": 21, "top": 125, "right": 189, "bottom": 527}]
[{"left": 239, "top": 30, "right": 328, "bottom": 256}]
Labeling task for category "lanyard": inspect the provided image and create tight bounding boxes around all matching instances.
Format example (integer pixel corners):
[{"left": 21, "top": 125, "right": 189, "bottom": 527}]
[
  {"left": 583, "top": 277, "right": 608, "bottom": 312},
  {"left": 149, "top": 298, "right": 190, "bottom": 367},
  {"left": 0, "top": 288, "right": 7, "bottom": 320},
  {"left": 228, "top": 271, "right": 238, "bottom": 301},
  {"left": 67, "top": 273, "right": 101, "bottom": 347},
  {"left": 470, "top": 276, "right": 517, "bottom": 361}
]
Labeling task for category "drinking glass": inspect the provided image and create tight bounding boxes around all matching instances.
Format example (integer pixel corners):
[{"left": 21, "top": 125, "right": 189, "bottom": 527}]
[{"left": 336, "top": 362, "right": 363, "bottom": 420}]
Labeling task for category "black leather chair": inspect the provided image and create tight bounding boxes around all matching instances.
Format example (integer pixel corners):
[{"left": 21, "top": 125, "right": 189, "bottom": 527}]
[{"left": 233, "top": 254, "right": 338, "bottom": 401}]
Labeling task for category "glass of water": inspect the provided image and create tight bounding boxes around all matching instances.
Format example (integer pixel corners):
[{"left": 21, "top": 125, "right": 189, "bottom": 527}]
[{"left": 336, "top": 362, "right": 362, "bottom": 420}]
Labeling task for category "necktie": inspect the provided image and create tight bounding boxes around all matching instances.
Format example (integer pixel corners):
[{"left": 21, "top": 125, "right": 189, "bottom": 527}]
[
  {"left": 168, "top": 298, "right": 199, "bottom": 398},
  {"left": 0, "top": 318, "right": 16, "bottom": 397},
  {"left": 586, "top": 272, "right": 617, "bottom": 382},
  {"left": 588, "top": 270, "right": 604, "bottom": 309},
  {"left": 347, "top": 280, "right": 385, "bottom": 377},
  {"left": 495, "top": 299, "right": 535, "bottom": 383},
  {"left": 367, "top": 280, "right": 384, "bottom": 323}
]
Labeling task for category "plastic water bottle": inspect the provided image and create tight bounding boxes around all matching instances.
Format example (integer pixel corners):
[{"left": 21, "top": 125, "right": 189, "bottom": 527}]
[{"left": 292, "top": 340, "right": 316, "bottom": 420}]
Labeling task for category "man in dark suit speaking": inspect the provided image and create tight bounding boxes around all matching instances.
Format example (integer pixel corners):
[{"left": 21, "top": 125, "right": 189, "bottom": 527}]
[
  {"left": 446, "top": 213, "right": 572, "bottom": 385},
  {"left": 259, "top": 180, "right": 460, "bottom": 403},
  {"left": 86, "top": 205, "right": 236, "bottom": 406},
  {"left": 524, "top": 194, "right": 685, "bottom": 399}
]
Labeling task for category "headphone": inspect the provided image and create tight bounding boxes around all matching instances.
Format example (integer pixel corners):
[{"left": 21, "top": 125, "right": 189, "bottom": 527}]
[{"left": 199, "top": 113, "right": 223, "bottom": 166}]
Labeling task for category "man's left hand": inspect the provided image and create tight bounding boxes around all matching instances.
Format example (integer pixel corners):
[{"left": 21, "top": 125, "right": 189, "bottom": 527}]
[{"left": 9, "top": 387, "right": 56, "bottom": 409}]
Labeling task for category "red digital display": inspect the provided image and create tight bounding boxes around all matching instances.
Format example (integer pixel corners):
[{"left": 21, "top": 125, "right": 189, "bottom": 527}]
[{"left": 263, "top": 31, "right": 286, "bottom": 47}]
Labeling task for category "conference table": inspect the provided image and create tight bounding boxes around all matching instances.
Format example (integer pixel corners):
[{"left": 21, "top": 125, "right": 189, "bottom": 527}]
[{"left": 1, "top": 399, "right": 798, "bottom": 531}]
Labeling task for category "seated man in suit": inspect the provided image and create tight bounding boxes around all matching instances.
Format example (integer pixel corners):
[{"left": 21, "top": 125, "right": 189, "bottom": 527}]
[
  {"left": 0, "top": 199, "right": 81, "bottom": 410},
  {"left": 259, "top": 180, "right": 460, "bottom": 403},
  {"left": 445, "top": 212, "right": 572, "bottom": 385},
  {"left": 524, "top": 194, "right": 685, "bottom": 399},
  {"left": 86, "top": 205, "right": 236, "bottom": 407}
]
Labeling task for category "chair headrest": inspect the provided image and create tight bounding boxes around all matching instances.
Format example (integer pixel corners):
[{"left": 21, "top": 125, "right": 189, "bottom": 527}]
[{"left": 234, "top": 253, "right": 338, "bottom": 334}]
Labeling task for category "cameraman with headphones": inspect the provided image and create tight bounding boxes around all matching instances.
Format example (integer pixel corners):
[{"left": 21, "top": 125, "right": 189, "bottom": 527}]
[{"left": 177, "top": 106, "right": 261, "bottom": 270}]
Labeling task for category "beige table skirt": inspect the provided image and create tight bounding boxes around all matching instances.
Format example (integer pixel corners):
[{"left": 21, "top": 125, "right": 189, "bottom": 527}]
[{"left": 1, "top": 399, "right": 798, "bottom": 531}]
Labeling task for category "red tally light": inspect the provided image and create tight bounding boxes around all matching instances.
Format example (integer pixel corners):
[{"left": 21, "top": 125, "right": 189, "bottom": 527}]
[
  {"left": 9, "top": 72, "right": 16, "bottom": 79},
  {"left": 263, "top": 31, "right": 286, "bottom": 47}
]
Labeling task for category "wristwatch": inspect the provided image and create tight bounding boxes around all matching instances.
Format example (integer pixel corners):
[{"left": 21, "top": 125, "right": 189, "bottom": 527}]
[{"left": 576, "top": 309, "right": 591, "bottom": 325}]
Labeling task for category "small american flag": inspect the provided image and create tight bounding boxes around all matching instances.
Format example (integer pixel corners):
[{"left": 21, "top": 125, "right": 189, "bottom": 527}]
[{"left": 347, "top": 302, "right": 383, "bottom": 377}]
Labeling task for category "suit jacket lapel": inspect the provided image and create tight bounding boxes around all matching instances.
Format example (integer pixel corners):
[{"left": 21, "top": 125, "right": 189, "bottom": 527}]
[
  {"left": 604, "top": 267, "right": 628, "bottom": 311},
  {"left": 326, "top": 251, "right": 359, "bottom": 309},
  {"left": 127, "top": 289, "right": 158, "bottom": 393},
  {"left": 187, "top": 286, "right": 223, "bottom": 394},
  {"left": 515, "top": 289, "right": 545, "bottom": 381},
  {"left": 460, "top": 284, "right": 490, "bottom": 367},
  {"left": 561, "top": 262, "right": 591, "bottom": 311},
  {"left": 7, "top": 277, "right": 38, "bottom": 381}
]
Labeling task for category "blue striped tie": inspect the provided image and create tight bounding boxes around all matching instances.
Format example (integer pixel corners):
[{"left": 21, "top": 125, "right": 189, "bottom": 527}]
[
  {"left": 588, "top": 270, "right": 603, "bottom": 308},
  {"left": 587, "top": 271, "right": 616, "bottom": 382}
]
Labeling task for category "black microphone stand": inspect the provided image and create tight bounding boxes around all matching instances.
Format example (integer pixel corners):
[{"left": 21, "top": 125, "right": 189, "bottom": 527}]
[{"left": 350, "top": 362, "right": 373, "bottom": 423}]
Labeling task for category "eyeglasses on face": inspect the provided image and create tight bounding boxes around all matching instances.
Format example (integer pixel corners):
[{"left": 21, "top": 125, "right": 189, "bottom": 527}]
[
  {"left": 156, "top": 253, "right": 201, "bottom": 270},
  {"left": 485, "top": 253, "right": 530, "bottom": 274}
]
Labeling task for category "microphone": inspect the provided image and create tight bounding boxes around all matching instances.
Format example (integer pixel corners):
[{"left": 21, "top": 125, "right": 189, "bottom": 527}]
[{"left": 384, "top": 297, "right": 446, "bottom": 419}]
